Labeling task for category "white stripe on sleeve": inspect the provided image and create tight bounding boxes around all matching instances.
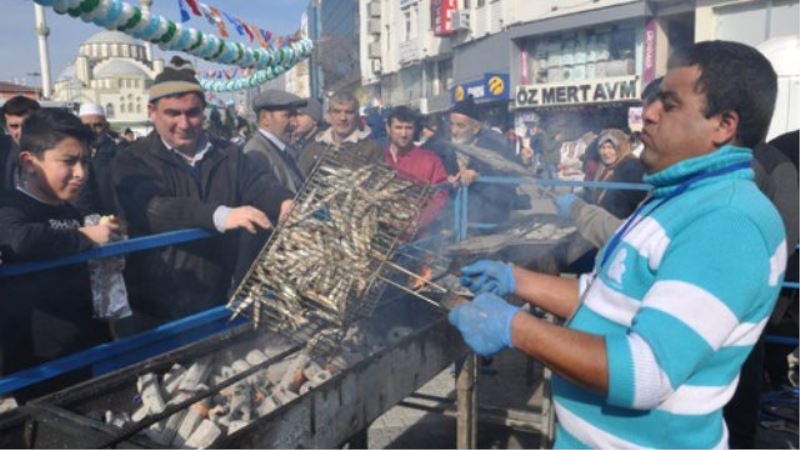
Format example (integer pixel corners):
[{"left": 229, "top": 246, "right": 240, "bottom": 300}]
[
  {"left": 584, "top": 279, "right": 641, "bottom": 326},
  {"left": 629, "top": 333, "right": 673, "bottom": 409},
  {"left": 656, "top": 376, "right": 740, "bottom": 415}
]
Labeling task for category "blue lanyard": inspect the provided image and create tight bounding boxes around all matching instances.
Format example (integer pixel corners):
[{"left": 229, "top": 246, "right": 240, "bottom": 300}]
[{"left": 598, "top": 161, "right": 751, "bottom": 269}]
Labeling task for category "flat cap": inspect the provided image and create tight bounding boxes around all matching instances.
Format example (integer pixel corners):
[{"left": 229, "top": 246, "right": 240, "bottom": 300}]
[
  {"left": 297, "top": 98, "right": 323, "bottom": 123},
  {"left": 252, "top": 89, "right": 306, "bottom": 112}
]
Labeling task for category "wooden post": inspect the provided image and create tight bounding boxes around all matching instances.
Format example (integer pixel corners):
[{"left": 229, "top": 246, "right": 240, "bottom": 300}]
[{"left": 456, "top": 353, "right": 478, "bottom": 449}]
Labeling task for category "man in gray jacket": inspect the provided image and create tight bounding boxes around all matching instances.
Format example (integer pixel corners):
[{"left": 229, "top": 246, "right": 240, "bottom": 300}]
[{"left": 244, "top": 90, "right": 307, "bottom": 194}]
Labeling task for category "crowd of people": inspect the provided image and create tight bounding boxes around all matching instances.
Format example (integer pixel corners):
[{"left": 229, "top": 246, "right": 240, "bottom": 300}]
[{"left": 0, "top": 40, "right": 796, "bottom": 448}]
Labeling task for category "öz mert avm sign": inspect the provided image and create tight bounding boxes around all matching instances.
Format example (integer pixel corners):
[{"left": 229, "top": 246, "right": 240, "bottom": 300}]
[{"left": 515, "top": 76, "right": 640, "bottom": 108}]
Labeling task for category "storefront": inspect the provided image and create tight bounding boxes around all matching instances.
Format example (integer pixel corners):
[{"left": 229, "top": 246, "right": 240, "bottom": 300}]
[{"left": 451, "top": 72, "right": 511, "bottom": 129}]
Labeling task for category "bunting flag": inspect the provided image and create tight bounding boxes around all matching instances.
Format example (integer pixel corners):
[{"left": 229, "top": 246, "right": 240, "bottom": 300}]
[
  {"left": 260, "top": 28, "right": 273, "bottom": 48},
  {"left": 252, "top": 23, "right": 269, "bottom": 49},
  {"left": 222, "top": 11, "right": 245, "bottom": 37},
  {"left": 177, "top": 0, "right": 191, "bottom": 22},
  {"left": 240, "top": 19, "right": 255, "bottom": 42},
  {"left": 208, "top": 6, "right": 229, "bottom": 37},
  {"left": 184, "top": 0, "right": 202, "bottom": 17},
  {"left": 274, "top": 35, "right": 285, "bottom": 49}
]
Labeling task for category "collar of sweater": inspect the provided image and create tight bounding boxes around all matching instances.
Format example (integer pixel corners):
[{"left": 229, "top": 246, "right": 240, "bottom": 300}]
[
  {"left": 644, "top": 145, "right": 753, "bottom": 198},
  {"left": 316, "top": 125, "right": 372, "bottom": 145}
]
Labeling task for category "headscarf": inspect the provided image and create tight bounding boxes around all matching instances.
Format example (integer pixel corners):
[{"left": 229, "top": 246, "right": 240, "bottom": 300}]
[{"left": 592, "top": 128, "right": 633, "bottom": 204}]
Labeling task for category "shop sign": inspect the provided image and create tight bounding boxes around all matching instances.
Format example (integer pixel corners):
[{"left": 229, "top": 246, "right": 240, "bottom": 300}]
[
  {"left": 432, "top": 0, "right": 457, "bottom": 36},
  {"left": 643, "top": 19, "right": 657, "bottom": 82},
  {"left": 400, "top": 0, "right": 420, "bottom": 8},
  {"left": 514, "top": 76, "right": 640, "bottom": 108},
  {"left": 452, "top": 73, "right": 510, "bottom": 104}
]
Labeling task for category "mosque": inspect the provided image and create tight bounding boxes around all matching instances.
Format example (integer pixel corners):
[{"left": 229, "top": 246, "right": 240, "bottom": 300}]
[{"left": 51, "top": 0, "right": 162, "bottom": 132}]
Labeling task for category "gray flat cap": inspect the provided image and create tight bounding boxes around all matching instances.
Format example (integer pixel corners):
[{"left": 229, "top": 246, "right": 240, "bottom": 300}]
[
  {"left": 297, "top": 98, "right": 323, "bottom": 123},
  {"left": 252, "top": 89, "right": 306, "bottom": 112}
]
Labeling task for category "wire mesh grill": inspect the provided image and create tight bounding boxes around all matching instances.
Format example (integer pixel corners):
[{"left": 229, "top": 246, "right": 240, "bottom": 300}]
[{"left": 226, "top": 145, "right": 432, "bottom": 349}]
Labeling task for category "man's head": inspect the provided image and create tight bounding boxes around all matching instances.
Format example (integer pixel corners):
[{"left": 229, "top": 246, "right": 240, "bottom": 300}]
[
  {"left": 148, "top": 56, "right": 207, "bottom": 154},
  {"left": 78, "top": 103, "right": 109, "bottom": 139},
  {"left": 18, "top": 109, "right": 93, "bottom": 204},
  {"left": 641, "top": 41, "right": 777, "bottom": 173},
  {"left": 2, "top": 96, "right": 40, "bottom": 144},
  {"left": 386, "top": 106, "right": 418, "bottom": 152},
  {"left": 123, "top": 128, "right": 135, "bottom": 142},
  {"left": 327, "top": 91, "right": 359, "bottom": 143},
  {"left": 252, "top": 90, "right": 305, "bottom": 143},
  {"left": 449, "top": 96, "right": 482, "bottom": 145},
  {"left": 292, "top": 98, "right": 322, "bottom": 141}
]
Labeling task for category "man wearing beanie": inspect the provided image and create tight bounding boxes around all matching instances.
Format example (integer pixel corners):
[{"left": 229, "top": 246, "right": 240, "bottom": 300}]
[
  {"left": 111, "top": 56, "right": 294, "bottom": 334},
  {"left": 291, "top": 97, "right": 323, "bottom": 153}
]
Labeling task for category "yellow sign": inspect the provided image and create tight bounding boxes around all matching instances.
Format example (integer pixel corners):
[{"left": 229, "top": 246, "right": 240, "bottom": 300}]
[
  {"left": 454, "top": 85, "right": 465, "bottom": 102},
  {"left": 488, "top": 76, "right": 505, "bottom": 96}
]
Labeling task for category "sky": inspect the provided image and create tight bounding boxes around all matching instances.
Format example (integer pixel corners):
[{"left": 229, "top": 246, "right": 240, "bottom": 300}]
[{"left": 0, "top": 0, "right": 310, "bottom": 87}]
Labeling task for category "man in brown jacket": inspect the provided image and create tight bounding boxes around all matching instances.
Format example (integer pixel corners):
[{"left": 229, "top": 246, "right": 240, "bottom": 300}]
[{"left": 296, "top": 91, "right": 382, "bottom": 175}]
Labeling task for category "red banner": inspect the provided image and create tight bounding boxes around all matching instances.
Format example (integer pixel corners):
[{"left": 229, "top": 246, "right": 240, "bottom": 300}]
[{"left": 432, "top": 0, "right": 457, "bottom": 36}]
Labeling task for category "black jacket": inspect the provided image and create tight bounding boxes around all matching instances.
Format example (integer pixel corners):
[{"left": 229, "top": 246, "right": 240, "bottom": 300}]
[
  {"left": 243, "top": 131, "right": 304, "bottom": 194},
  {"left": 111, "top": 132, "right": 292, "bottom": 320},
  {"left": 0, "top": 190, "right": 109, "bottom": 376},
  {"left": 590, "top": 157, "right": 647, "bottom": 219}
]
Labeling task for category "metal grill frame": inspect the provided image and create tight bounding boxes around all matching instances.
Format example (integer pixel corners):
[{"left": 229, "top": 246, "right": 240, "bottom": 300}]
[{"left": 227, "top": 145, "right": 433, "bottom": 347}]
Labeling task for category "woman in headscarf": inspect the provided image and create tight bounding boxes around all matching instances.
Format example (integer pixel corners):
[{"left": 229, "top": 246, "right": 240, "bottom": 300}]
[{"left": 587, "top": 128, "right": 646, "bottom": 218}]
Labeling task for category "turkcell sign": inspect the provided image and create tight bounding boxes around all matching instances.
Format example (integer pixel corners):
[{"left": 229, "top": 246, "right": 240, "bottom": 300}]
[
  {"left": 452, "top": 73, "right": 510, "bottom": 104},
  {"left": 515, "top": 76, "right": 640, "bottom": 108}
]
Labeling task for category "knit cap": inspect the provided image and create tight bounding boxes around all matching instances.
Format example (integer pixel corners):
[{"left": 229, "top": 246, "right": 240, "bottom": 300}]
[{"left": 148, "top": 56, "right": 204, "bottom": 102}]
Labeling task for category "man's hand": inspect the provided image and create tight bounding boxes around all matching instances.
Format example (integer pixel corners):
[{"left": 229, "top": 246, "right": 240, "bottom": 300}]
[
  {"left": 448, "top": 292, "right": 520, "bottom": 356},
  {"left": 461, "top": 259, "right": 516, "bottom": 296},
  {"left": 79, "top": 222, "right": 122, "bottom": 246},
  {"left": 553, "top": 193, "right": 577, "bottom": 220},
  {"left": 225, "top": 206, "right": 272, "bottom": 234},
  {"left": 279, "top": 200, "right": 294, "bottom": 224},
  {"left": 458, "top": 168, "right": 480, "bottom": 185}
]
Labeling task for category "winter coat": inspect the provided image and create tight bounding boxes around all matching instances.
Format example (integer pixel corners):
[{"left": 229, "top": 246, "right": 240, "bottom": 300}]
[
  {"left": 111, "top": 132, "right": 292, "bottom": 321},
  {"left": 243, "top": 130, "right": 305, "bottom": 194},
  {"left": 295, "top": 126, "right": 384, "bottom": 176}
]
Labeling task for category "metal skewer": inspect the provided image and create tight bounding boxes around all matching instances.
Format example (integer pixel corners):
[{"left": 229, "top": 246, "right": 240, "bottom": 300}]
[{"left": 376, "top": 275, "right": 445, "bottom": 310}]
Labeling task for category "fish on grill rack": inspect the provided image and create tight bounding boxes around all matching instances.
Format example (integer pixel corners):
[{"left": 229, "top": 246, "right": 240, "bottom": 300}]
[{"left": 226, "top": 146, "right": 433, "bottom": 346}]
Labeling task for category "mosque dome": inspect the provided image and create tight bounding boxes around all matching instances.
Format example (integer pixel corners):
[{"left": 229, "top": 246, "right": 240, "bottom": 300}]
[
  {"left": 94, "top": 60, "right": 150, "bottom": 79},
  {"left": 79, "top": 30, "right": 148, "bottom": 62}
]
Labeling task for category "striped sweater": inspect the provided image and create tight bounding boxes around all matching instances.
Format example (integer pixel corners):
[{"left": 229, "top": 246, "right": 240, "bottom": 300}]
[{"left": 553, "top": 146, "right": 787, "bottom": 449}]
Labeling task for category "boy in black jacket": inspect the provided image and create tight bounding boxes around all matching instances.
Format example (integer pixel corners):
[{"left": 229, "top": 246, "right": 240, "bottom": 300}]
[{"left": 0, "top": 109, "right": 118, "bottom": 401}]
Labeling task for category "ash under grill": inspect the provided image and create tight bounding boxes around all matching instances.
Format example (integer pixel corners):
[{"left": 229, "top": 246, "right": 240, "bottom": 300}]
[{"left": 227, "top": 145, "right": 432, "bottom": 350}]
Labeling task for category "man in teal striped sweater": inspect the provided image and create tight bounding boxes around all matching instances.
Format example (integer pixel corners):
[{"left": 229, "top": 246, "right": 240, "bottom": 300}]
[{"left": 450, "top": 40, "right": 787, "bottom": 448}]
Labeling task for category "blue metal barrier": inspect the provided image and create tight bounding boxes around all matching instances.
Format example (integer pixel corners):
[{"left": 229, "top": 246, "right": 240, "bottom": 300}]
[
  {"left": 0, "top": 306, "right": 245, "bottom": 396},
  {"left": 0, "top": 228, "right": 214, "bottom": 278}
]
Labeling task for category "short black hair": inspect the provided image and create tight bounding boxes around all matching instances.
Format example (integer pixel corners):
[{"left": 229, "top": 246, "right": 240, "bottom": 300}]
[
  {"left": 386, "top": 105, "right": 418, "bottom": 127},
  {"left": 641, "top": 77, "right": 663, "bottom": 106},
  {"left": 668, "top": 41, "right": 777, "bottom": 149},
  {"left": 19, "top": 109, "right": 93, "bottom": 158},
  {"left": 124, "top": 128, "right": 133, "bottom": 134},
  {"left": 2, "top": 96, "right": 40, "bottom": 117}
]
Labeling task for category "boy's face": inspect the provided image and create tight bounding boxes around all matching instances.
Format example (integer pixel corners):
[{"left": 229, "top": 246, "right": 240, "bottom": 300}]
[{"left": 20, "top": 137, "right": 89, "bottom": 204}]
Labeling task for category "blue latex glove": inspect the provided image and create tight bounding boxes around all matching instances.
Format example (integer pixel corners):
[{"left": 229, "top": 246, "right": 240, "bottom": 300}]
[
  {"left": 448, "top": 293, "right": 520, "bottom": 356},
  {"left": 460, "top": 260, "right": 516, "bottom": 296},
  {"left": 553, "top": 193, "right": 577, "bottom": 220}
]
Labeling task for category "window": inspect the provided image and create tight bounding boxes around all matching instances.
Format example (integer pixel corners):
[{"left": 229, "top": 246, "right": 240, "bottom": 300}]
[
  {"left": 405, "top": 11, "right": 412, "bottom": 41},
  {"left": 136, "top": 104, "right": 142, "bottom": 113},
  {"left": 120, "top": 103, "right": 126, "bottom": 113},
  {"left": 128, "top": 102, "right": 134, "bottom": 113},
  {"left": 106, "top": 103, "right": 115, "bottom": 118},
  {"left": 477, "top": 0, "right": 485, "bottom": 7}
]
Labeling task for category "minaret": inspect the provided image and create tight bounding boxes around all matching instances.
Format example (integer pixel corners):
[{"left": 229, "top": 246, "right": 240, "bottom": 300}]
[
  {"left": 33, "top": 4, "right": 52, "bottom": 98},
  {"left": 140, "top": 0, "right": 154, "bottom": 62}
]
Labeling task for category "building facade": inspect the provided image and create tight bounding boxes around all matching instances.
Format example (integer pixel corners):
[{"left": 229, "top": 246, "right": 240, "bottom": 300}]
[{"left": 52, "top": 30, "right": 164, "bottom": 131}]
